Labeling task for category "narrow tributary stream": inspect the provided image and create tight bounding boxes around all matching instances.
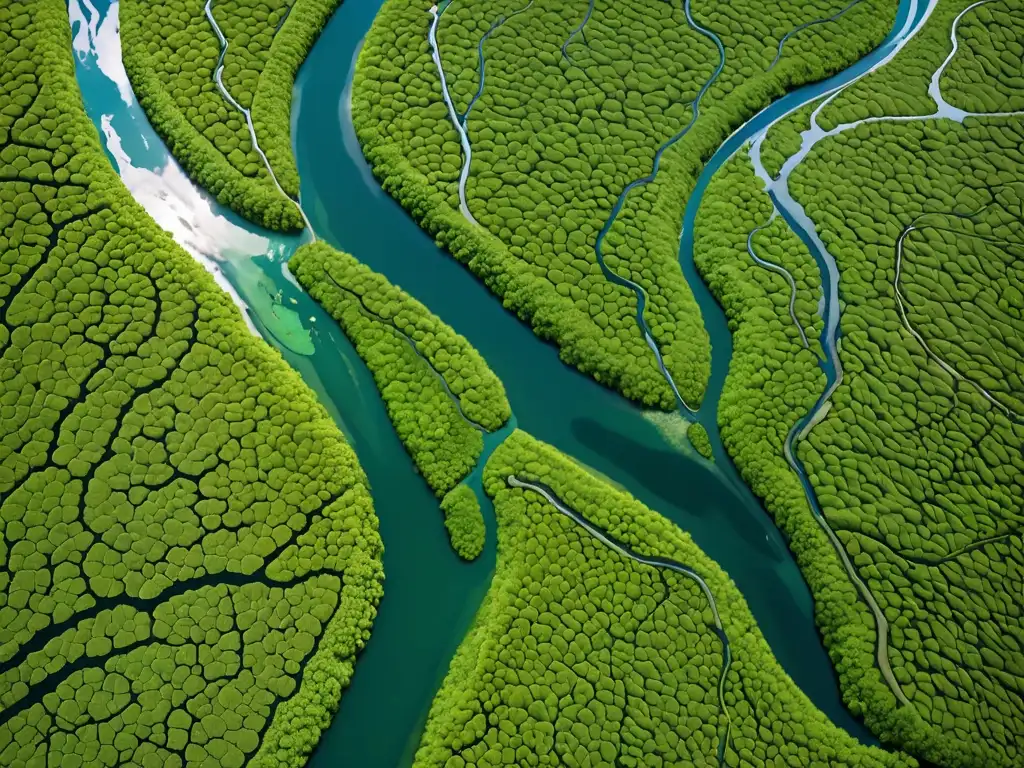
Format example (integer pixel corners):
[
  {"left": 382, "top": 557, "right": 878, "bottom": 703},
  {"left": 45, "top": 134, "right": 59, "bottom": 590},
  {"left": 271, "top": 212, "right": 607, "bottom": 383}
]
[
  {"left": 743, "top": 0, "right": 1021, "bottom": 703},
  {"left": 507, "top": 475, "right": 735, "bottom": 765},
  {"left": 70, "top": 0, "right": 931, "bottom": 764}
]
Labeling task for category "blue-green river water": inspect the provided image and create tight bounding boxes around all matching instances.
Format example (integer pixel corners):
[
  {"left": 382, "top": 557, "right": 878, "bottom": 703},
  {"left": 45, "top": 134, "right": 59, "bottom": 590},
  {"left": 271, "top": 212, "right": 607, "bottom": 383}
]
[{"left": 70, "top": 0, "right": 925, "bottom": 763}]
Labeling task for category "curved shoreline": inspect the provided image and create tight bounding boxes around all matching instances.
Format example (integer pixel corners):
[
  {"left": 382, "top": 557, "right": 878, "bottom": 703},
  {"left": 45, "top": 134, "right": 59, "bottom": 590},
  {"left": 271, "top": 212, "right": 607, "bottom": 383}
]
[
  {"left": 428, "top": 0, "right": 729, "bottom": 415},
  {"left": 320, "top": 265, "right": 495, "bottom": 433},
  {"left": 204, "top": 0, "right": 317, "bottom": 235},
  {"left": 667, "top": 0, "right": 934, "bottom": 715},
  {"left": 739, "top": 0, "right": 948, "bottom": 706},
  {"left": 421, "top": 0, "right": 934, "bottom": 715},
  {"left": 16, "top": 7, "right": 384, "bottom": 768},
  {"left": 588, "top": 0, "right": 726, "bottom": 415},
  {"left": 75, "top": 0, "right": 987, "bottom": 761},
  {"left": 740, "top": 0, "right": 1023, "bottom": 711},
  {"left": 507, "top": 474, "right": 734, "bottom": 766}
]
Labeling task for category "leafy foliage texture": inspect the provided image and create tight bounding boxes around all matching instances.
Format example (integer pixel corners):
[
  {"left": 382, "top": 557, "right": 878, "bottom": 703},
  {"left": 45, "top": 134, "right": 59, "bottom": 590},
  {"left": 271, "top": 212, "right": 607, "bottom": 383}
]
[
  {"left": 413, "top": 430, "right": 915, "bottom": 768},
  {"left": 440, "top": 485, "right": 485, "bottom": 561},
  {"left": 120, "top": 0, "right": 340, "bottom": 230},
  {"left": 686, "top": 422, "right": 714, "bottom": 461},
  {"left": 0, "top": 3, "right": 383, "bottom": 766},
  {"left": 289, "top": 241, "right": 510, "bottom": 496}
]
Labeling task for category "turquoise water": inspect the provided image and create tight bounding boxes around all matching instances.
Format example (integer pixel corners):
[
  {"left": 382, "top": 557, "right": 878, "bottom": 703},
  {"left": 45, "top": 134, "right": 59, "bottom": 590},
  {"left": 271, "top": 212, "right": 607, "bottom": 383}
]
[
  {"left": 67, "top": 0, "right": 928, "bottom": 764},
  {"left": 589, "top": 0, "right": 726, "bottom": 414},
  {"left": 293, "top": 0, "right": 914, "bottom": 760}
]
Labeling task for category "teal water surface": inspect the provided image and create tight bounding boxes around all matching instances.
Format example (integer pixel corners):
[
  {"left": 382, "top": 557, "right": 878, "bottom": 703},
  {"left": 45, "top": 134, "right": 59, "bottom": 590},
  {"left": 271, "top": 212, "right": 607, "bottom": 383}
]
[
  {"left": 67, "top": 0, "right": 928, "bottom": 764},
  {"left": 72, "top": 6, "right": 499, "bottom": 767},
  {"left": 293, "top": 0, "right": 917, "bottom": 761}
]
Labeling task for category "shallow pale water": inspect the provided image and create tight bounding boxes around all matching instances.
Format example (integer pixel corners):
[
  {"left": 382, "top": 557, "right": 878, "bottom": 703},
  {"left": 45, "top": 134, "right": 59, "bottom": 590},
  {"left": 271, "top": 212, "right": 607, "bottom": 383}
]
[{"left": 67, "top": 0, "right": 930, "bottom": 763}]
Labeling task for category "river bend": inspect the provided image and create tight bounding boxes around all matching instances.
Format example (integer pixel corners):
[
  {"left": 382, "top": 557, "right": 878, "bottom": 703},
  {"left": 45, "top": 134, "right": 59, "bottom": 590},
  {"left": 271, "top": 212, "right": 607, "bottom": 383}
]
[{"left": 66, "top": 0, "right": 938, "bottom": 763}]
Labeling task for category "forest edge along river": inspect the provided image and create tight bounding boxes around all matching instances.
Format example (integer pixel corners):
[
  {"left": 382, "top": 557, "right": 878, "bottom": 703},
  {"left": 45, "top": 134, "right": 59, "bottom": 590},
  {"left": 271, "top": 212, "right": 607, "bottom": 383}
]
[
  {"left": 507, "top": 475, "right": 736, "bottom": 767},
  {"left": 70, "top": 0, "right": 932, "bottom": 764}
]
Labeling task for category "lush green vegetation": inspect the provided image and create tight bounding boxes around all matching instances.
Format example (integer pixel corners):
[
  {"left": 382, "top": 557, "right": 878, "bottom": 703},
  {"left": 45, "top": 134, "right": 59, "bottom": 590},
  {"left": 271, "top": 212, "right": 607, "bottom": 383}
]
[
  {"left": 354, "top": 0, "right": 896, "bottom": 409},
  {"left": 695, "top": 1, "right": 1024, "bottom": 765},
  {"left": 758, "top": 97, "right": 824, "bottom": 190},
  {"left": 290, "top": 242, "right": 510, "bottom": 496},
  {"left": 121, "top": 0, "right": 338, "bottom": 230},
  {"left": 686, "top": 422, "right": 714, "bottom": 460},
  {"left": 938, "top": 0, "right": 1023, "bottom": 113},
  {"left": 440, "top": 485, "right": 486, "bottom": 561},
  {"left": 414, "top": 430, "right": 914, "bottom": 768},
  {"left": 0, "top": 2, "right": 383, "bottom": 766}
]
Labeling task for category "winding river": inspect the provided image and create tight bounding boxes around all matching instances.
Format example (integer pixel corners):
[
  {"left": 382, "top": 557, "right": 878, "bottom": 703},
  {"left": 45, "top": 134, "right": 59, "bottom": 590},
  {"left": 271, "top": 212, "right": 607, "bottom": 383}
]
[{"left": 69, "top": 0, "right": 932, "bottom": 764}]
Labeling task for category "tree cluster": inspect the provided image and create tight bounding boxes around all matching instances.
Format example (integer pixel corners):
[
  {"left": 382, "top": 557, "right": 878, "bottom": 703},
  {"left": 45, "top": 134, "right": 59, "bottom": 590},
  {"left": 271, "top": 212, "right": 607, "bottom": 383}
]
[
  {"left": 440, "top": 484, "right": 485, "bottom": 561},
  {"left": 414, "top": 430, "right": 914, "bottom": 768},
  {"left": 0, "top": 4, "right": 383, "bottom": 766},
  {"left": 290, "top": 241, "right": 510, "bottom": 496},
  {"left": 686, "top": 422, "right": 714, "bottom": 461},
  {"left": 251, "top": 0, "right": 341, "bottom": 199}
]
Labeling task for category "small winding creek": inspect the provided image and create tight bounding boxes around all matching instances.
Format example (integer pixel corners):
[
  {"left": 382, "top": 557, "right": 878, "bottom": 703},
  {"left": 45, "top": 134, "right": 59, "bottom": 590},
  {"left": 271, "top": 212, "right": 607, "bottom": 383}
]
[
  {"left": 462, "top": 0, "right": 534, "bottom": 122},
  {"left": 589, "top": 0, "right": 726, "bottom": 415},
  {"left": 69, "top": 0, "right": 936, "bottom": 764},
  {"left": 204, "top": 0, "right": 315, "bottom": 233},
  {"left": 767, "top": 0, "right": 868, "bottom": 71},
  {"left": 894, "top": 203, "right": 1024, "bottom": 422},
  {"left": 507, "top": 476, "right": 734, "bottom": 765},
  {"left": 743, "top": 0, "right": 1021, "bottom": 703}
]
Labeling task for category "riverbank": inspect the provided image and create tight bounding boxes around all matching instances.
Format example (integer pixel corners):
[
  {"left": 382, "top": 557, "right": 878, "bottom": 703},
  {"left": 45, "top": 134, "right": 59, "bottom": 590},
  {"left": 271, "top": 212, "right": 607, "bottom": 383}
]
[{"left": 67, "top": 0, "right": 932, "bottom": 765}]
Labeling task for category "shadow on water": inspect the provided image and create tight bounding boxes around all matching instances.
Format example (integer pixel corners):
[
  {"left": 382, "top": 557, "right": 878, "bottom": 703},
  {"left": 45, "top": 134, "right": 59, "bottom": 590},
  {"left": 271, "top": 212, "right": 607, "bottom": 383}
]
[
  {"left": 67, "top": 0, "right": 911, "bottom": 764},
  {"left": 570, "top": 417, "right": 781, "bottom": 559}
]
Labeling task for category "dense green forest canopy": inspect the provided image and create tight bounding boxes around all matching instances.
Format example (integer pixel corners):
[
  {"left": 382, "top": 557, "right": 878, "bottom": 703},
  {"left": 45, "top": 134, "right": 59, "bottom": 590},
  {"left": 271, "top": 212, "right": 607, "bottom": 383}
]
[
  {"left": 0, "top": 3, "right": 382, "bottom": 766},
  {"left": 440, "top": 484, "right": 486, "bottom": 561},
  {"left": 4, "top": 0, "right": 1022, "bottom": 766},
  {"left": 695, "top": 0, "right": 1024, "bottom": 764}
]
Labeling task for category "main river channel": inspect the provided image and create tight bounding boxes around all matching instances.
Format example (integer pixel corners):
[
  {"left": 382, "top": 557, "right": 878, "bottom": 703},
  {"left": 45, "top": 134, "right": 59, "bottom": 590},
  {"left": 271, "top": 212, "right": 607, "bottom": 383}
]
[{"left": 70, "top": 0, "right": 927, "bottom": 763}]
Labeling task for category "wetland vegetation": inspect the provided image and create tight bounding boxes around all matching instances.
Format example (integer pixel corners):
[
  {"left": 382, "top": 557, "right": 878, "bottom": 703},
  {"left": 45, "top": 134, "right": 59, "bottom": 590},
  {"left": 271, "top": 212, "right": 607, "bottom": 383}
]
[
  {"left": 695, "top": 0, "right": 1024, "bottom": 764},
  {"left": 0, "top": 3, "right": 382, "bottom": 766},
  {"left": 290, "top": 241, "right": 510, "bottom": 498},
  {"left": 5, "top": 0, "right": 1022, "bottom": 766}
]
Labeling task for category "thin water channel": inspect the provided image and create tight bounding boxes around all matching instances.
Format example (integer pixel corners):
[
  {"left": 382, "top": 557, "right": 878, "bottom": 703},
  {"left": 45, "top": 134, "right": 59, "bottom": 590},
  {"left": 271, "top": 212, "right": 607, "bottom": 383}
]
[{"left": 70, "top": 0, "right": 929, "bottom": 763}]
